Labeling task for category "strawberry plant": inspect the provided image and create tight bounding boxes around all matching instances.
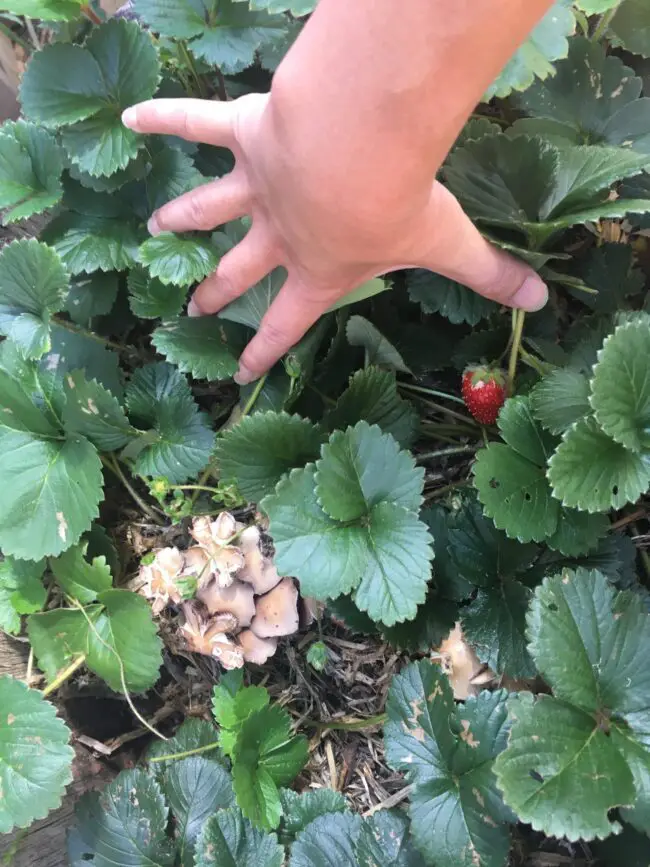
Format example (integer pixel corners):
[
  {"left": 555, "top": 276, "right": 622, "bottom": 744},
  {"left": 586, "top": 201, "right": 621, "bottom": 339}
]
[{"left": 0, "top": 1, "right": 649, "bottom": 865}]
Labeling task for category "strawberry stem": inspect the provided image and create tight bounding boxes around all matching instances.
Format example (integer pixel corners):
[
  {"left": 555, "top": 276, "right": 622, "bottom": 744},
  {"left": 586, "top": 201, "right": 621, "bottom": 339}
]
[
  {"left": 398, "top": 382, "right": 466, "bottom": 406},
  {"left": 507, "top": 309, "right": 526, "bottom": 392}
]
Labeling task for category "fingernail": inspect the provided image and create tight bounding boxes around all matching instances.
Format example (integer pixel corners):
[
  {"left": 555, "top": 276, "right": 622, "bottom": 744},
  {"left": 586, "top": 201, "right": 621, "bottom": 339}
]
[
  {"left": 121, "top": 107, "right": 137, "bottom": 128},
  {"left": 187, "top": 298, "right": 202, "bottom": 317},
  {"left": 234, "top": 365, "right": 256, "bottom": 386},
  {"left": 147, "top": 214, "right": 161, "bottom": 236},
  {"left": 511, "top": 276, "right": 548, "bottom": 312}
]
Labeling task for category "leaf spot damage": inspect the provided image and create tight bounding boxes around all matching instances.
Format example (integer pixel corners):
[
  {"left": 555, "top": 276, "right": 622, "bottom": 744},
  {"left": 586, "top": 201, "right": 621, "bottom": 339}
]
[
  {"left": 56, "top": 512, "right": 68, "bottom": 542},
  {"left": 460, "top": 719, "right": 479, "bottom": 748}
]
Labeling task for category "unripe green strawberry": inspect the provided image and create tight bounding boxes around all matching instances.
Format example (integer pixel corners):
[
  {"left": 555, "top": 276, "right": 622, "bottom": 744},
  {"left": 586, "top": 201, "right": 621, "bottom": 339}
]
[{"left": 461, "top": 366, "right": 506, "bottom": 425}]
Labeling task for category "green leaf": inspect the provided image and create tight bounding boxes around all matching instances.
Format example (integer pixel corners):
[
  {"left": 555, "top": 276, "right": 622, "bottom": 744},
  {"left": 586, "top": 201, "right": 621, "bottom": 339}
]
[
  {"left": 128, "top": 266, "right": 187, "bottom": 320},
  {"left": 609, "top": 0, "right": 650, "bottom": 59},
  {"left": 473, "top": 396, "right": 560, "bottom": 543},
  {"left": 575, "top": 0, "right": 619, "bottom": 10},
  {"left": 233, "top": 704, "right": 309, "bottom": 830},
  {"left": 545, "top": 506, "right": 609, "bottom": 558},
  {"left": 62, "top": 371, "right": 137, "bottom": 452},
  {"left": 574, "top": 244, "right": 644, "bottom": 313},
  {"left": 0, "top": 121, "right": 63, "bottom": 224},
  {"left": 345, "top": 315, "right": 411, "bottom": 374},
  {"left": 139, "top": 233, "right": 220, "bottom": 286},
  {"left": 495, "top": 569, "right": 650, "bottom": 840},
  {"left": 21, "top": 20, "right": 160, "bottom": 177},
  {"left": 406, "top": 269, "right": 496, "bottom": 325},
  {"left": 0, "top": 558, "right": 46, "bottom": 635},
  {"left": 547, "top": 416, "right": 650, "bottom": 512},
  {"left": 220, "top": 268, "right": 285, "bottom": 331},
  {"left": 195, "top": 806, "right": 284, "bottom": 867},
  {"left": 0, "top": 0, "right": 83, "bottom": 20},
  {"left": 356, "top": 811, "right": 427, "bottom": 867},
  {"left": 322, "top": 367, "right": 418, "bottom": 449},
  {"left": 0, "top": 431, "right": 103, "bottom": 560},
  {"left": 244, "top": 0, "right": 316, "bottom": 13},
  {"left": 42, "top": 211, "right": 140, "bottom": 275},
  {"left": 125, "top": 362, "right": 215, "bottom": 484},
  {"left": 591, "top": 316, "right": 650, "bottom": 453},
  {"left": 28, "top": 608, "right": 95, "bottom": 682},
  {"left": 146, "top": 145, "right": 205, "bottom": 212},
  {"left": 449, "top": 500, "right": 538, "bottom": 677},
  {"left": 328, "top": 277, "right": 389, "bottom": 312},
  {"left": 215, "top": 411, "right": 323, "bottom": 503},
  {"left": 212, "top": 674, "right": 270, "bottom": 756},
  {"left": 50, "top": 543, "right": 112, "bottom": 605},
  {"left": 65, "top": 272, "right": 120, "bottom": 326},
  {"left": 529, "top": 367, "right": 592, "bottom": 435},
  {"left": 164, "top": 757, "right": 235, "bottom": 866},
  {"left": 42, "top": 324, "right": 123, "bottom": 399},
  {"left": 0, "top": 239, "right": 69, "bottom": 360},
  {"left": 0, "top": 676, "right": 74, "bottom": 835},
  {"left": 279, "top": 789, "right": 348, "bottom": 839},
  {"left": 517, "top": 37, "right": 650, "bottom": 152},
  {"left": 87, "top": 589, "right": 163, "bottom": 692},
  {"left": 263, "top": 456, "right": 433, "bottom": 626},
  {"left": 385, "top": 661, "right": 512, "bottom": 867},
  {"left": 73, "top": 768, "right": 176, "bottom": 866},
  {"left": 147, "top": 718, "right": 224, "bottom": 772},
  {"left": 445, "top": 133, "right": 650, "bottom": 243},
  {"left": 315, "top": 422, "right": 423, "bottom": 522},
  {"left": 486, "top": 0, "right": 575, "bottom": 99},
  {"left": 152, "top": 315, "right": 240, "bottom": 381},
  {"left": 289, "top": 813, "right": 362, "bottom": 867}
]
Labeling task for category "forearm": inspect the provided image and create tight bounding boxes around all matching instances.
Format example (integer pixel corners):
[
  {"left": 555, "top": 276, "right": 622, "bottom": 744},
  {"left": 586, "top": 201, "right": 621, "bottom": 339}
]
[{"left": 270, "top": 0, "right": 554, "bottom": 218}]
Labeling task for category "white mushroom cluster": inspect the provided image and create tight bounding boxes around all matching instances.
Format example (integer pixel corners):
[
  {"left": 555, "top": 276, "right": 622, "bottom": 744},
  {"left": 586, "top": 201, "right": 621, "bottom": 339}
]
[{"left": 140, "top": 512, "right": 310, "bottom": 670}]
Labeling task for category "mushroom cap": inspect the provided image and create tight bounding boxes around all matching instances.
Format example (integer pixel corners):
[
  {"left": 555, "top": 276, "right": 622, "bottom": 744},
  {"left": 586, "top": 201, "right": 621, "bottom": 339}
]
[
  {"left": 190, "top": 516, "right": 214, "bottom": 548},
  {"left": 197, "top": 579, "right": 256, "bottom": 627},
  {"left": 182, "top": 546, "right": 212, "bottom": 583},
  {"left": 250, "top": 577, "right": 300, "bottom": 638},
  {"left": 238, "top": 629, "right": 278, "bottom": 664},
  {"left": 299, "top": 596, "right": 323, "bottom": 629},
  {"left": 211, "top": 634, "right": 245, "bottom": 669},
  {"left": 212, "top": 511, "right": 237, "bottom": 541},
  {"left": 436, "top": 622, "right": 489, "bottom": 700},
  {"left": 155, "top": 546, "right": 184, "bottom": 576}
]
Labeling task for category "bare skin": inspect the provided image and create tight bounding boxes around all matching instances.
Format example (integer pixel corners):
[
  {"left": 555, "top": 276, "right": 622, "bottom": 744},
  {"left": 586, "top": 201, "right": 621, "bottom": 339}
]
[{"left": 123, "top": 0, "right": 554, "bottom": 384}]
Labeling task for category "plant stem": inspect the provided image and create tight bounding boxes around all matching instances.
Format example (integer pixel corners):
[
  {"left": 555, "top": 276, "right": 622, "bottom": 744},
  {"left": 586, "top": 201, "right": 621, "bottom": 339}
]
[
  {"left": 214, "top": 67, "right": 229, "bottom": 102},
  {"left": 416, "top": 444, "right": 476, "bottom": 463},
  {"left": 42, "top": 656, "right": 86, "bottom": 698},
  {"left": 241, "top": 373, "right": 268, "bottom": 417},
  {"left": 411, "top": 395, "right": 477, "bottom": 426},
  {"left": 591, "top": 2, "right": 621, "bottom": 42},
  {"left": 425, "top": 479, "right": 470, "bottom": 500},
  {"left": 309, "top": 713, "right": 387, "bottom": 732},
  {"left": 633, "top": 523, "right": 650, "bottom": 582},
  {"left": 149, "top": 740, "right": 222, "bottom": 763},
  {"left": 519, "top": 346, "right": 550, "bottom": 377},
  {"left": 507, "top": 309, "right": 526, "bottom": 392},
  {"left": 52, "top": 316, "right": 142, "bottom": 359},
  {"left": 0, "top": 20, "right": 31, "bottom": 52},
  {"left": 102, "top": 455, "right": 163, "bottom": 523},
  {"left": 398, "top": 381, "right": 466, "bottom": 406},
  {"left": 177, "top": 41, "right": 207, "bottom": 97},
  {"left": 172, "top": 484, "right": 220, "bottom": 494},
  {"left": 23, "top": 16, "right": 40, "bottom": 48}
]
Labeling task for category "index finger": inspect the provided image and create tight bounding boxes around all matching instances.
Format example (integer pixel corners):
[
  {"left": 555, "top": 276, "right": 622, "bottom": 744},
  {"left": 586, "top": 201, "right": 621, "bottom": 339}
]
[{"left": 122, "top": 99, "right": 236, "bottom": 148}]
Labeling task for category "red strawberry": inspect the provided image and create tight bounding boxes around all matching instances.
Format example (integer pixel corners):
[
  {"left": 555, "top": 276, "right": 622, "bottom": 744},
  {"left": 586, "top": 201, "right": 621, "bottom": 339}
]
[{"left": 462, "top": 366, "right": 507, "bottom": 425}]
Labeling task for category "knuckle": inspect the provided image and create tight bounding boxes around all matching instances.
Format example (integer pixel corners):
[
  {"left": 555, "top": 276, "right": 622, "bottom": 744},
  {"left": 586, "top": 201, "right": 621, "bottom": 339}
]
[
  {"left": 185, "top": 190, "right": 210, "bottom": 228},
  {"left": 258, "top": 320, "right": 289, "bottom": 349}
]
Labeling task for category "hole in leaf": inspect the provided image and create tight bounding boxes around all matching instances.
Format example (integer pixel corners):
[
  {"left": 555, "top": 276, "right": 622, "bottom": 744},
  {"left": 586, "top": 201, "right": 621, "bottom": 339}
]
[
  {"left": 529, "top": 769, "right": 544, "bottom": 783},
  {"left": 524, "top": 493, "right": 531, "bottom": 502},
  {"left": 547, "top": 602, "right": 558, "bottom": 612},
  {"left": 612, "top": 485, "right": 619, "bottom": 496},
  {"left": 489, "top": 477, "right": 500, "bottom": 489}
]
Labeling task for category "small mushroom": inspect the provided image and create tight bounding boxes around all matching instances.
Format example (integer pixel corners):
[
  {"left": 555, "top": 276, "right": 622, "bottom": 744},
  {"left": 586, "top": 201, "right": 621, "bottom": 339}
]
[
  {"left": 197, "top": 579, "right": 256, "bottom": 627},
  {"left": 237, "top": 526, "right": 283, "bottom": 595},
  {"left": 299, "top": 596, "right": 324, "bottom": 629},
  {"left": 182, "top": 546, "right": 212, "bottom": 586},
  {"left": 141, "top": 546, "right": 185, "bottom": 614},
  {"left": 212, "top": 511, "right": 237, "bottom": 541},
  {"left": 191, "top": 515, "right": 244, "bottom": 586},
  {"left": 250, "top": 578, "right": 300, "bottom": 638},
  {"left": 238, "top": 629, "right": 278, "bottom": 664},
  {"left": 435, "top": 623, "right": 493, "bottom": 700},
  {"left": 180, "top": 603, "right": 244, "bottom": 668}
]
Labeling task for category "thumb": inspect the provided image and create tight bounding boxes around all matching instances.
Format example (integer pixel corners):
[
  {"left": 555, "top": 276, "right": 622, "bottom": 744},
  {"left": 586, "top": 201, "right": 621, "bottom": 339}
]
[{"left": 421, "top": 186, "right": 548, "bottom": 312}]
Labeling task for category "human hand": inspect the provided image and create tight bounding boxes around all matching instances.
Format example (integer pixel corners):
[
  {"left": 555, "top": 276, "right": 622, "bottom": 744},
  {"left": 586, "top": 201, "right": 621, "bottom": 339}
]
[{"left": 122, "top": 94, "right": 548, "bottom": 385}]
